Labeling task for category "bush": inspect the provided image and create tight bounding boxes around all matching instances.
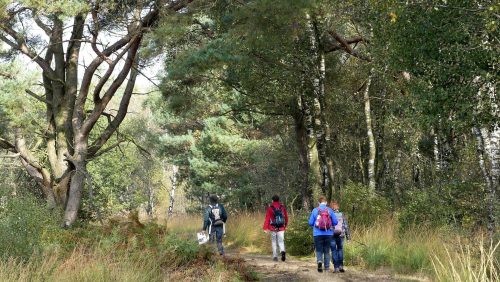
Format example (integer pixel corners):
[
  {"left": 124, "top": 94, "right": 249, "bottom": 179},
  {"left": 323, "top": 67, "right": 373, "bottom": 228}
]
[
  {"left": 285, "top": 211, "right": 314, "bottom": 256},
  {"left": 160, "top": 234, "right": 209, "bottom": 267},
  {"left": 0, "top": 195, "right": 61, "bottom": 259},
  {"left": 399, "top": 183, "right": 487, "bottom": 230},
  {"left": 338, "top": 182, "right": 391, "bottom": 226}
]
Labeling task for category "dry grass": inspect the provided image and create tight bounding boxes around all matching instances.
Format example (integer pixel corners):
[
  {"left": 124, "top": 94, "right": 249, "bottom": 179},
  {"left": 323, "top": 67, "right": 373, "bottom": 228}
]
[
  {"left": 0, "top": 213, "right": 496, "bottom": 281},
  {"left": 165, "top": 213, "right": 498, "bottom": 280},
  {"left": 0, "top": 248, "right": 164, "bottom": 282},
  {"left": 432, "top": 238, "right": 499, "bottom": 282},
  {"left": 164, "top": 212, "right": 270, "bottom": 253}
]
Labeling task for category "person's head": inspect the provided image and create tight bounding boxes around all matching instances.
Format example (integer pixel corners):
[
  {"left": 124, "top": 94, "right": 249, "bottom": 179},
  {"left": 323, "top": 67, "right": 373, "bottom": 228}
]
[
  {"left": 318, "top": 195, "right": 327, "bottom": 205},
  {"left": 209, "top": 195, "right": 219, "bottom": 205},
  {"left": 271, "top": 194, "right": 280, "bottom": 202},
  {"left": 330, "top": 200, "right": 339, "bottom": 211}
]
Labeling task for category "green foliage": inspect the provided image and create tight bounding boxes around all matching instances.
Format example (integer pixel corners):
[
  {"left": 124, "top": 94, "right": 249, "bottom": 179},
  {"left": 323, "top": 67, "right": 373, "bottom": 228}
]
[
  {"left": 15, "top": 0, "right": 88, "bottom": 16},
  {"left": 399, "top": 182, "right": 488, "bottom": 230},
  {"left": 284, "top": 212, "right": 314, "bottom": 256},
  {"left": 161, "top": 234, "right": 208, "bottom": 267},
  {"left": 338, "top": 182, "right": 391, "bottom": 226},
  {"left": 0, "top": 194, "right": 60, "bottom": 259}
]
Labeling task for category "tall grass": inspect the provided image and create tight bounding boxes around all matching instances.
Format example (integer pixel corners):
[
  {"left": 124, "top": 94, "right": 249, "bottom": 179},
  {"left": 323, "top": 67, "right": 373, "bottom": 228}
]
[
  {"left": 0, "top": 215, "right": 256, "bottom": 282},
  {"left": 344, "top": 217, "right": 445, "bottom": 274},
  {"left": 186, "top": 213, "right": 498, "bottom": 281},
  {"left": 432, "top": 239, "right": 499, "bottom": 282},
  {"left": 0, "top": 212, "right": 496, "bottom": 281}
]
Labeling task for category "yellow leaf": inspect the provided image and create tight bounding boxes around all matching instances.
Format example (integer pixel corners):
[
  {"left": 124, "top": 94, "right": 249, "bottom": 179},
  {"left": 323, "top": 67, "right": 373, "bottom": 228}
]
[{"left": 389, "top": 12, "right": 397, "bottom": 23}]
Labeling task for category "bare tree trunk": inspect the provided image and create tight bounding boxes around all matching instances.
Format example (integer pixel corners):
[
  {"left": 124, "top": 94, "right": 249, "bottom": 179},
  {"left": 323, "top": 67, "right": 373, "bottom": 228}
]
[
  {"left": 479, "top": 126, "right": 499, "bottom": 238},
  {"left": 432, "top": 128, "right": 441, "bottom": 173},
  {"left": 363, "top": 72, "right": 376, "bottom": 192},
  {"left": 307, "top": 15, "right": 333, "bottom": 198},
  {"left": 13, "top": 129, "right": 57, "bottom": 208},
  {"left": 168, "top": 165, "right": 178, "bottom": 217},
  {"left": 473, "top": 127, "right": 493, "bottom": 188},
  {"left": 62, "top": 132, "right": 87, "bottom": 227},
  {"left": 357, "top": 141, "right": 366, "bottom": 183},
  {"left": 294, "top": 97, "right": 312, "bottom": 210},
  {"left": 394, "top": 148, "right": 402, "bottom": 205}
]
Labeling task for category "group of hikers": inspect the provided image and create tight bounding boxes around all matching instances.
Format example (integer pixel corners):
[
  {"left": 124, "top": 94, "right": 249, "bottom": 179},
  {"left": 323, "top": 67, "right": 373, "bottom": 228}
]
[{"left": 200, "top": 194, "right": 350, "bottom": 274}]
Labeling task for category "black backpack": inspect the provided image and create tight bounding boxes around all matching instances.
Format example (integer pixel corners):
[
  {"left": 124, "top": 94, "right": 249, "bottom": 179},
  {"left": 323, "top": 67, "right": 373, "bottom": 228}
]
[
  {"left": 270, "top": 205, "right": 285, "bottom": 229},
  {"left": 210, "top": 204, "right": 224, "bottom": 226}
]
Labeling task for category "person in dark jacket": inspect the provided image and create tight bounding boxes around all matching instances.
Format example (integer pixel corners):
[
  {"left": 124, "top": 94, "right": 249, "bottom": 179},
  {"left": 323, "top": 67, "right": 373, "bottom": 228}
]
[
  {"left": 263, "top": 194, "right": 289, "bottom": 262},
  {"left": 202, "top": 195, "right": 228, "bottom": 255}
]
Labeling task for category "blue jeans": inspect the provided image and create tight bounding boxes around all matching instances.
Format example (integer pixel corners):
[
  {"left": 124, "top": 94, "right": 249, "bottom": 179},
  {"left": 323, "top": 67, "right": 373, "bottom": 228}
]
[
  {"left": 331, "top": 235, "right": 344, "bottom": 268},
  {"left": 314, "top": 235, "right": 331, "bottom": 269},
  {"left": 210, "top": 225, "right": 224, "bottom": 254}
]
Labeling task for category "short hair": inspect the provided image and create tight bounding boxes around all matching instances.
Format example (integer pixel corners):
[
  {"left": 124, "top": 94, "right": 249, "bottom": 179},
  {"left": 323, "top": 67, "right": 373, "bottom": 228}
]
[
  {"left": 330, "top": 200, "right": 339, "bottom": 207},
  {"left": 209, "top": 195, "right": 219, "bottom": 204},
  {"left": 271, "top": 195, "right": 279, "bottom": 202},
  {"left": 319, "top": 195, "right": 326, "bottom": 203}
]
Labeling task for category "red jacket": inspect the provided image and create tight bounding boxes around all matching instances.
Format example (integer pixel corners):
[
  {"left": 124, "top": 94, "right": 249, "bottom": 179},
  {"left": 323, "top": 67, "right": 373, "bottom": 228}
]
[{"left": 263, "top": 202, "right": 288, "bottom": 231}]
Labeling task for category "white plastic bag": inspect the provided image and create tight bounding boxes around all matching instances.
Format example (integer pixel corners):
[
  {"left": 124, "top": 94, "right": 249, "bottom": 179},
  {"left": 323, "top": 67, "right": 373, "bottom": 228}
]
[{"left": 197, "top": 231, "right": 209, "bottom": 245}]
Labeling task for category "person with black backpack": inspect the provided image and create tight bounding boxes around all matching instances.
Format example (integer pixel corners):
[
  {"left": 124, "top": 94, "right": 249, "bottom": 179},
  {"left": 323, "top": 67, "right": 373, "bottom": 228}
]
[
  {"left": 202, "top": 195, "right": 228, "bottom": 255},
  {"left": 263, "top": 195, "right": 288, "bottom": 262}
]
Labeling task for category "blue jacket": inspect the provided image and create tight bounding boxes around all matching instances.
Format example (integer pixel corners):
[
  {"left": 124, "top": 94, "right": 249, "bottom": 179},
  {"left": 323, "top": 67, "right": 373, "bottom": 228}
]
[{"left": 308, "top": 204, "right": 338, "bottom": 236}]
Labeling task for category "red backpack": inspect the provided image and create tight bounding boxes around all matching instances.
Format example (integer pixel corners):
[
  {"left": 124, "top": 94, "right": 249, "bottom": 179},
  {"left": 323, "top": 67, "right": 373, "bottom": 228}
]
[{"left": 315, "top": 207, "right": 332, "bottom": 230}]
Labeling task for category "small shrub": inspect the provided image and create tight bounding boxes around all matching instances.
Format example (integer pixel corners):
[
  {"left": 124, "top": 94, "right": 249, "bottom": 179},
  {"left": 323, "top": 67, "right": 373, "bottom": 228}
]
[
  {"left": 285, "top": 211, "right": 314, "bottom": 256},
  {"left": 160, "top": 234, "right": 208, "bottom": 267},
  {"left": 0, "top": 195, "right": 61, "bottom": 259}
]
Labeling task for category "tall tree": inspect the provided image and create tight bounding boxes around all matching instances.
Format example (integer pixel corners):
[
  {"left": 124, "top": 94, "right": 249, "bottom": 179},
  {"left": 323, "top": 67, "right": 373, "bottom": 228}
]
[{"left": 0, "top": 0, "right": 195, "bottom": 227}]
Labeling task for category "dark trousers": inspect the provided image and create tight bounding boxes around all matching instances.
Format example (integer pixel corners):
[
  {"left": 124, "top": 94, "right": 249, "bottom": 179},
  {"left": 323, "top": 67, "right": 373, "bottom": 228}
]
[
  {"left": 314, "top": 235, "right": 332, "bottom": 269},
  {"left": 210, "top": 225, "right": 224, "bottom": 254},
  {"left": 331, "top": 235, "right": 344, "bottom": 268}
]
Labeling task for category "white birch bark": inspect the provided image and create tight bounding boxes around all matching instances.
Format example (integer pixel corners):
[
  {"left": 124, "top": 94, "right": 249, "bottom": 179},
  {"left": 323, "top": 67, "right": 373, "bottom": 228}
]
[
  {"left": 363, "top": 72, "right": 376, "bottom": 192},
  {"left": 168, "top": 165, "right": 178, "bottom": 217}
]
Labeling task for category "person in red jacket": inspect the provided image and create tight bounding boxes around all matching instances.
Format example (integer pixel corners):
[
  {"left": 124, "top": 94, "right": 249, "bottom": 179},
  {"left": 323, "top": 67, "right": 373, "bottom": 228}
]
[{"left": 263, "top": 195, "right": 289, "bottom": 262}]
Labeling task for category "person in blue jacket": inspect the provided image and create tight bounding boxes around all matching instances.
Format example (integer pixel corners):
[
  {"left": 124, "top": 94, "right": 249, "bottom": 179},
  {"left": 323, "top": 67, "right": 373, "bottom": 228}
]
[{"left": 308, "top": 195, "right": 338, "bottom": 273}]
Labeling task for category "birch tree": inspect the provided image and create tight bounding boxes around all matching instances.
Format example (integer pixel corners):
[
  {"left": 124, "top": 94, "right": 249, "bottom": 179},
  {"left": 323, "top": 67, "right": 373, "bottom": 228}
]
[{"left": 363, "top": 72, "right": 376, "bottom": 191}]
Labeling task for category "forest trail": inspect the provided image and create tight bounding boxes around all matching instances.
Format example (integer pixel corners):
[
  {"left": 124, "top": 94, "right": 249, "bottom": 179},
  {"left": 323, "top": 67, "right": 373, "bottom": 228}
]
[{"left": 226, "top": 251, "right": 428, "bottom": 282}]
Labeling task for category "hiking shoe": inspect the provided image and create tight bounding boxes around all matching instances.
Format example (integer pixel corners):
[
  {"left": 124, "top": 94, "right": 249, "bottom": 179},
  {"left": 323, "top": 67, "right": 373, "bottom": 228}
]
[
  {"left": 273, "top": 257, "right": 278, "bottom": 262},
  {"left": 281, "top": 251, "right": 286, "bottom": 262},
  {"left": 333, "top": 268, "right": 340, "bottom": 273},
  {"left": 317, "top": 262, "right": 323, "bottom": 273},
  {"left": 339, "top": 266, "right": 345, "bottom": 272}
]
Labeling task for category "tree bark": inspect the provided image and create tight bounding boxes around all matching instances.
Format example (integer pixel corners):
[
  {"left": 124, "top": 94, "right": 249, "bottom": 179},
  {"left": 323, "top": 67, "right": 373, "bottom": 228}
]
[
  {"left": 478, "top": 126, "right": 499, "bottom": 238},
  {"left": 307, "top": 15, "right": 333, "bottom": 198},
  {"left": 168, "top": 165, "right": 179, "bottom": 217},
  {"left": 294, "top": 97, "right": 313, "bottom": 210},
  {"left": 363, "top": 72, "right": 376, "bottom": 192}
]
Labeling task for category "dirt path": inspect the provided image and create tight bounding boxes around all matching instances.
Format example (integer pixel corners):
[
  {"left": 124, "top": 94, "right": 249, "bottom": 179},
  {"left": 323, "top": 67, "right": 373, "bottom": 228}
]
[{"left": 227, "top": 251, "right": 428, "bottom": 282}]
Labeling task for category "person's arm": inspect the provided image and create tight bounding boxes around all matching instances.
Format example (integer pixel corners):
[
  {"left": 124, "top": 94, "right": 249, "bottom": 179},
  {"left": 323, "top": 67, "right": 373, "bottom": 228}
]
[
  {"left": 343, "top": 214, "right": 351, "bottom": 240},
  {"left": 308, "top": 209, "right": 317, "bottom": 227},
  {"left": 263, "top": 207, "right": 272, "bottom": 230},
  {"left": 202, "top": 208, "right": 210, "bottom": 231}
]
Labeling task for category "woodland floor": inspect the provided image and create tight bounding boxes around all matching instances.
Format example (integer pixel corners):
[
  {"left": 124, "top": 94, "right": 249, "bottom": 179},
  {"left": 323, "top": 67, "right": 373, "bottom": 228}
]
[{"left": 226, "top": 250, "right": 430, "bottom": 282}]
